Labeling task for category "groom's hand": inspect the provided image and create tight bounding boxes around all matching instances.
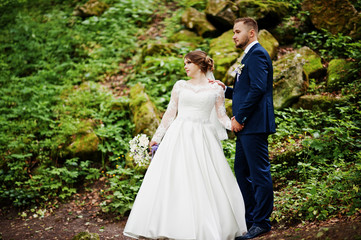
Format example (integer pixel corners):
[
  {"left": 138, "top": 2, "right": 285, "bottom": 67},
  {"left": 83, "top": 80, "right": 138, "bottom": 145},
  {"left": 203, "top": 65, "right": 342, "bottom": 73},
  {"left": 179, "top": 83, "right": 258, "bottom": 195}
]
[
  {"left": 231, "top": 117, "right": 244, "bottom": 132},
  {"left": 208, "top": 79, "right": 226, "bottom": 90}
]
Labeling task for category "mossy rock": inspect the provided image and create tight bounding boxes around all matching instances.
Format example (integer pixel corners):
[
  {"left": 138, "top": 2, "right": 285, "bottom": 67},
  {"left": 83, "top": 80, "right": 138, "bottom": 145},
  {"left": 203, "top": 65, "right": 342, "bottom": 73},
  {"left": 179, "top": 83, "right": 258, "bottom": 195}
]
[
  {"left": 72, "top": 232, "right": 100, "bottom": 240},
  {"left": 273, "top": 61, "right": 307, "bottom": 110},
  {"left": 327, "top": 59, "right": 356, "bottom": 90},
  {"left": 235, "top": 0, "right": 290, "bottom": 29},
  {"left": 273, "top": 46, "right": 323, "bottom": 91},
  {"left": 141, "top": 42, "right": 179, "bottom": 59},
  {"left": 129, "top": 83, "right": 161, "bottom": 137},
  {"left": 302, "top": 0, "right": 361, "bottom": 39},
  {"left": 73, "top": 0, "right": 108, "bottom": 18},
  {"left": 292, "top": 94, "right": 346, "bottom": 111},
  {"left": 209, "top": 29, "right": 242, "bottom": 82},
  {"left": 258, "top": 29, "right": 279, "bottom": 60},
  {"left": 205, "top": 0, "right": 237, "bottom": 30},
  {"left": 66, "top": 119, "right": 100, "bottom": 161},
  {"left": 181, "top": 7, "right": 218, "bottom": 37},
  {"left": 296, "top": 47, "right": 324, "bottom": 80},
  {"left": 168, "top": 29, "right": 204, "bottom": 45}
]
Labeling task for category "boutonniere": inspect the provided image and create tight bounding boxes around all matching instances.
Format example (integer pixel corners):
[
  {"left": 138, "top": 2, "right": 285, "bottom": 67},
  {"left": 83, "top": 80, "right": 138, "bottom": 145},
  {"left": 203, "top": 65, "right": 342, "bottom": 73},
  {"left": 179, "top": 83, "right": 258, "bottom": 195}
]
[{"left": 233, "top": 62, "right": 245, "bottom": 75}]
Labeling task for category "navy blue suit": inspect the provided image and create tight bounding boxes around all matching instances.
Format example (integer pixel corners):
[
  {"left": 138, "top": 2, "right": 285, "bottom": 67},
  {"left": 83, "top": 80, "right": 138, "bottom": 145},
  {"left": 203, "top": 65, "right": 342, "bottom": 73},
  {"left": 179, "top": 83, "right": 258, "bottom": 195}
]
[{"left": 225, "top": 43, "right": 276, "bottom": 230}]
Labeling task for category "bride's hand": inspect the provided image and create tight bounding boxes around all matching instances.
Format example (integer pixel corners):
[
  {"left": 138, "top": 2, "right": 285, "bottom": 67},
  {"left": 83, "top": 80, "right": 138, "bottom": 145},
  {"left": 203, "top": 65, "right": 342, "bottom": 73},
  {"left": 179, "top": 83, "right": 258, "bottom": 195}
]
[
  {"left": 209, "top": 79, "right": 226, "bottom": 90},
  {"left": 149, "top": 141, "right": 158, "bottom": 157},
  {"left": 149, "top": 141, "right": 157, "bottom": 148}
]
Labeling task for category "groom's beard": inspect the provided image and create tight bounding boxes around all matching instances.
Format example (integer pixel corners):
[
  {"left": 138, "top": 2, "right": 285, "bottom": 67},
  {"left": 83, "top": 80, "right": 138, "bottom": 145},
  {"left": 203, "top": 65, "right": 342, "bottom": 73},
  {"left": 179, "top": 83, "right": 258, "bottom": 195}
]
[{"left": 236, "top": 37, "right": 249, "bottom": 49}]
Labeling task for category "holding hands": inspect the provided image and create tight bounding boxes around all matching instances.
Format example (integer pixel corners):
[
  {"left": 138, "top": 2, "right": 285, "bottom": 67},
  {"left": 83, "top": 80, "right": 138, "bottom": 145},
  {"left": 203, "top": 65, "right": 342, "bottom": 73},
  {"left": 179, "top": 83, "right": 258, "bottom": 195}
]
[{"left": 231, "top": 117, "right": 244, "bottom": 132}]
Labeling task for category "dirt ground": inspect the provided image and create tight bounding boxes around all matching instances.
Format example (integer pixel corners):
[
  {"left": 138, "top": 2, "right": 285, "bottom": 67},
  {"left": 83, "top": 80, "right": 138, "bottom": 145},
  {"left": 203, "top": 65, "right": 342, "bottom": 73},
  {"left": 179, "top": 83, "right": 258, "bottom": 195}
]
[{"left": 1, "top": 180, "right": 361, "bottom": 240}]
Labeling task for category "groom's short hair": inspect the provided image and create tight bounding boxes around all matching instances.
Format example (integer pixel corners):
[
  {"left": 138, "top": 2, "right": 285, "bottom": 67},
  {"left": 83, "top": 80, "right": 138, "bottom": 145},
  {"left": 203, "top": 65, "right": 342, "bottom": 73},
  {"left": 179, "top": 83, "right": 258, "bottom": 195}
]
[{"left": 234, "top": 17, "right": 258, "bottom": 34}]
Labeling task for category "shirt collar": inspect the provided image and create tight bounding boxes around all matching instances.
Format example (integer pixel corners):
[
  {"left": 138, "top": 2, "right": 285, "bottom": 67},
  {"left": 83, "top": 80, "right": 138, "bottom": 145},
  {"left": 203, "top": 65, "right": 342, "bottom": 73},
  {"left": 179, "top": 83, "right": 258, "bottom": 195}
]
[{"left": 244, "top": 40, "right": 258, "bottom": 54}]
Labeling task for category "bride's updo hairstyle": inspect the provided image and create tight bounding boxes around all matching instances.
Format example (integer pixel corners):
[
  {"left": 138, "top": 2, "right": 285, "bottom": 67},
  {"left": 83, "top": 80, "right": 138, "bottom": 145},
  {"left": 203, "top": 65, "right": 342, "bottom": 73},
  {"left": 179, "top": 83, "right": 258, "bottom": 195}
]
[{"left": 185, "top": 50, "right": 214, "bottom": 74}]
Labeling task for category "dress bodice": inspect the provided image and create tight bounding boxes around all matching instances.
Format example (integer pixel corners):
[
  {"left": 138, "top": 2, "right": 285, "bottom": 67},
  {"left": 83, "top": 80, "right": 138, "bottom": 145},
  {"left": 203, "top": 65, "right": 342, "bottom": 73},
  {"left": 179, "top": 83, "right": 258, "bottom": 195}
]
[
  {"left": 152, "top": 80, "right": 231, "bottom": 143},
  {"left": 178, "top": 83, "right": 218, "bottom": 120}
]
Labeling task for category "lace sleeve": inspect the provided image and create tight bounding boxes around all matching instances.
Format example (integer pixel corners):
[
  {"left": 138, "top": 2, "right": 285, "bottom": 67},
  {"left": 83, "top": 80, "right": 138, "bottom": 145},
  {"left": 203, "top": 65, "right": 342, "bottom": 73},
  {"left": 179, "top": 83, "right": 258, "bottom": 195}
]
[
  {"left": 151, "top": 81, "right": 180, "bottom": 143},
  {"left": 215, "top": 86, "right": 231, "bottom": 130}
]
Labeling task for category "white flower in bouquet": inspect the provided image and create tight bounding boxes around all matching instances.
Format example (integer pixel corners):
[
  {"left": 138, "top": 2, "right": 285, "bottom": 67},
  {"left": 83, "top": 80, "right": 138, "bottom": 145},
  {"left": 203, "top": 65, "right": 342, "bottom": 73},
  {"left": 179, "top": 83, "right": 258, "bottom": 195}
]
[
  {"left": 129, "top": 134, "right": 150, "bottom": 166},
  {"left": 138, "top": 134, "right": 149, "bottom": 147}
]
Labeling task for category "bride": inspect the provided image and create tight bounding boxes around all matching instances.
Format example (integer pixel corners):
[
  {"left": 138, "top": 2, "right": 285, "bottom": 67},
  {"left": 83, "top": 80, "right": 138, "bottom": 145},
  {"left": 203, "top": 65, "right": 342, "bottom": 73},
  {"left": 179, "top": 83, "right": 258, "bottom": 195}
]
[{"left": 123, "top": 50, "right": 247, "bottom": 240}]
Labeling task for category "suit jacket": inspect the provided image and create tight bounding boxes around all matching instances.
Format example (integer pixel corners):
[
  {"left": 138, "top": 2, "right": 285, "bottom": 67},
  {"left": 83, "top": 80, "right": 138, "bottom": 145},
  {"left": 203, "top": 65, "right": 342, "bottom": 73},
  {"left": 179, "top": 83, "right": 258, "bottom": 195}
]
[{"left": 225, "top": 43, "right": 276, "bottom": 135}]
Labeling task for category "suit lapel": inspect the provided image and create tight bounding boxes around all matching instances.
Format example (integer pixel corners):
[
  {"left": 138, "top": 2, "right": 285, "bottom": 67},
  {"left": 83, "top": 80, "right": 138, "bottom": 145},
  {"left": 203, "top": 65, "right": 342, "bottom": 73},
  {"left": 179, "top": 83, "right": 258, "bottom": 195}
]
[{"left": 241, "top": 43, "right": 259, "bottom": 64}]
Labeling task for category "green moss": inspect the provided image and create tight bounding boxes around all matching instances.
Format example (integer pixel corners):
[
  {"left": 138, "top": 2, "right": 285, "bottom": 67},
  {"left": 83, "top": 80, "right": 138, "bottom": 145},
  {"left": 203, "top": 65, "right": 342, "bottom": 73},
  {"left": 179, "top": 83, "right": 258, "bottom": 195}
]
[
  {"left": 168, "top": 29, "right": 204, "bottom": 45},
  {"left": 129, "top": 83, "right": 161, "bottom": 136},
  {"left": 72, "top": 232, "right": 100, "bottom": 240},
  {"left": 297, "top": 47, "right": 323, "bottom": 78},
  {"left": 293, "top": 94, "right": 346, "bottom": 111},
  {"left": 258, "top": 29, "right": 279, "bottom": 59},
  {"left": 181, "top": 7, "right": 217, "bottom": 37},
  {"left": 237, "top": 0, "right": 289, "bottom": 21},
  {"left": 327, "top": 59, "right": 356, "bottom": 90}
]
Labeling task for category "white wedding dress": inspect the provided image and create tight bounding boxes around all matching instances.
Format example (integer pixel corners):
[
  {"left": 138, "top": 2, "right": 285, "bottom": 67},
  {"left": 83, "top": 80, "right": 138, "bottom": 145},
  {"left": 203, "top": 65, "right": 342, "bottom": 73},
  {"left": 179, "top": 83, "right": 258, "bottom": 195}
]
[{"left": 123, "top": 80, "right": 247, "bottom": 240}]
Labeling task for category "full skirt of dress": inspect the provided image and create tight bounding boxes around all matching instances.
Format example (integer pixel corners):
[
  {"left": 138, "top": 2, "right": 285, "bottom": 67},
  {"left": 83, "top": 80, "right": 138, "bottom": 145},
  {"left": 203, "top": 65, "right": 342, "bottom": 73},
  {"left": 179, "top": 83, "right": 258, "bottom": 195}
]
[{"left": 123, "top": 118, "right": 247, "bottom": 240}]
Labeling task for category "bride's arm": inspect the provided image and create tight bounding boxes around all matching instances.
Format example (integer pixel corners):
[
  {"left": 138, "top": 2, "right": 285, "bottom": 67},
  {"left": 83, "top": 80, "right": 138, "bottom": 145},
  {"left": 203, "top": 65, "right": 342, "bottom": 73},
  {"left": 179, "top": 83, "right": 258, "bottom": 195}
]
[
  {"left": 150, "top": 81, "right": 180, "bottom": 144},
  {"left": 215, "top": 86, "right": 231, "bottom": 130}
]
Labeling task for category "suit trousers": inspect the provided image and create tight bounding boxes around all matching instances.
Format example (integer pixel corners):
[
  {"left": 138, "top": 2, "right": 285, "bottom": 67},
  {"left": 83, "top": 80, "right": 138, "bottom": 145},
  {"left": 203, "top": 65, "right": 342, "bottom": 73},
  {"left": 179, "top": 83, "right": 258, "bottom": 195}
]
[{"left": 234, "top": 133, "right": 273, "bottom": 230}]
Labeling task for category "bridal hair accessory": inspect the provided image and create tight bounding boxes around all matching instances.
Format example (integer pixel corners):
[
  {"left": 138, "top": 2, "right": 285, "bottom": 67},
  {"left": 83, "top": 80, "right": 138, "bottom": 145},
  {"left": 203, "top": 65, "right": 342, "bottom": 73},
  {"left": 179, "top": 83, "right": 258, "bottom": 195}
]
[{"left": 129, "top": 134, "right": 150, "bottom": 166}]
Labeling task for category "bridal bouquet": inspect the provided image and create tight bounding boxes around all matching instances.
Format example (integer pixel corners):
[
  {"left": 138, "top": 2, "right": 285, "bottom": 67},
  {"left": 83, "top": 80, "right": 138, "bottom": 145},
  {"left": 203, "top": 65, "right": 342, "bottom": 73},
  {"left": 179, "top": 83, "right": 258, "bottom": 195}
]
[{"left": 129, "top": 134, "right": 151, "bottom": 166}]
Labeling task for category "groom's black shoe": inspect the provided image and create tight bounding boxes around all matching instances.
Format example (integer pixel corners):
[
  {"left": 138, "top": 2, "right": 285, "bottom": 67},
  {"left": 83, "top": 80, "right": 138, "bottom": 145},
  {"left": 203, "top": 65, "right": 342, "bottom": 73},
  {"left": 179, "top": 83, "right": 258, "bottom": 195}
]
[{"left": 235, "top": 226, "right": 270, "bottom": 239}]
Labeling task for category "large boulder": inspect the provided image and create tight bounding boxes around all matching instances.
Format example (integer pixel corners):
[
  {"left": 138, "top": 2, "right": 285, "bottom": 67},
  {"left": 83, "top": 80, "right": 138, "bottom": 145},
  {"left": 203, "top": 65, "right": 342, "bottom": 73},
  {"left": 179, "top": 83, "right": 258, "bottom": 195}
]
[
  {"left": 293, "top": 94, "right": 346, "bottom": 111},
  {"left": 73, "top": 0, "right": 108, "bottom": 18},
  {"left": 205, "top": 0, "right": 290, "bottom": 31},
  {"left": 296, "top": 47, "right": 324, "bottom": 80},
  {"left": 205, "top": 0, "right": 238, "bottom": 30},
  {"left": 302, "top": 0, "right": 361, "bottom": 39},
  {"left": 66, "top": 119, "right": 100, "bottom": 160},
  {"left": 258, "top": 29, "right": 279, "bottom": 60},
  {"left": 181, "top": 7, "right": 218, "bottom": 37},
  {"left": 208, "top": 30, "right": 242, "bottom": 84},
  {"left": 168, "top": 29, "right": 204, "bottom": 45},
  {"left": 326, "top": 59, "right": 356, "bottom": 90},
  {"left": 235, "top": 0, "right": 290, "bottom": 29},
  {"left": 273, "top": 53, "right": 308, "bottom": 110},
  {"left": 129, "top": 83, "right": 161, "bottom": 137},
  {"left": 272, "top": 47, "right": 324, "bottom": 110},
  {"left": 273, "top": 47, "right": 323, "bottom": 109}
]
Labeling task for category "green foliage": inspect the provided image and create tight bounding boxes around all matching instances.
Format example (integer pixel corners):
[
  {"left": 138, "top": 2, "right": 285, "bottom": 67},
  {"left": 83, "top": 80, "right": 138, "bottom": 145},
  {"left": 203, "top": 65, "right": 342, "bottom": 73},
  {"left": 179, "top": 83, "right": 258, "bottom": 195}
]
[
  {"left": 177, "top": 0, "right": 207, "bottom": 10},
  {"left": 128, "top": 55, "right": 187, "bottom": 111},
  {"left": 0, "top": 0, "right": 154, "bottom": 207},
  {"left": 0, "top": 158, "right": 100, "bottom": 207},
  {"left": 295, "top": 29, "right": 361, "bottom": 69},
  {"left": 101, "top": 165, "right": 144, "bottom": 216},
  {"left": 270, "top": 94, "right": 361, "bottom": 223}
]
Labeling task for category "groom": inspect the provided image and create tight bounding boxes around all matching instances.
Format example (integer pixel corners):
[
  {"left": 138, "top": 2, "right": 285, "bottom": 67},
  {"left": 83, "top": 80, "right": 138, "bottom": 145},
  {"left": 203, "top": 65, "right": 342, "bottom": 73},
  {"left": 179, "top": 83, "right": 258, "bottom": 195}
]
[{"left": 225, "top": 17, "right": 276, "bottom": 239}]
